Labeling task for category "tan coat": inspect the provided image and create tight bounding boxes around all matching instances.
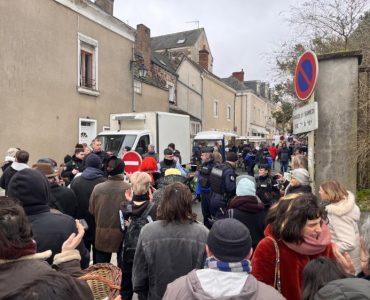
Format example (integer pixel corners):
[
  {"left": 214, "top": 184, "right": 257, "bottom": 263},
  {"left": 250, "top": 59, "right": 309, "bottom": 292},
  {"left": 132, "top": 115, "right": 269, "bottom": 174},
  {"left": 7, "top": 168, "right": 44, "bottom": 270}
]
[
  {"left": 89, "top": 175, "right": 130, "bottom": 253},
  {"left": 326, "top": 191, "right": 361, "bottom": 274}
]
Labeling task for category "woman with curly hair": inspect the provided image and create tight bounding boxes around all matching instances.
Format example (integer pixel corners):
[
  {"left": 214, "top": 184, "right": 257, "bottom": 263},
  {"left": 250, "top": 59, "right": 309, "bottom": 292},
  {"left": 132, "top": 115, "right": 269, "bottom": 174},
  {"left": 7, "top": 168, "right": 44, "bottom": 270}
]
[{"left": 251, "top": 193, "right": 335, "bottom": 300}]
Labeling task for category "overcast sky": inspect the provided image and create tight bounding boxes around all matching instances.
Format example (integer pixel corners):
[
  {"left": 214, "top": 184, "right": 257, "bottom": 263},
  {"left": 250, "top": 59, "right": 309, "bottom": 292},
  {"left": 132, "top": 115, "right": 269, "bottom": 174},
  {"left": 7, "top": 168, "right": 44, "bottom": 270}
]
[{"left": 114, "top": 0, "right": 299, "bottom": 82}]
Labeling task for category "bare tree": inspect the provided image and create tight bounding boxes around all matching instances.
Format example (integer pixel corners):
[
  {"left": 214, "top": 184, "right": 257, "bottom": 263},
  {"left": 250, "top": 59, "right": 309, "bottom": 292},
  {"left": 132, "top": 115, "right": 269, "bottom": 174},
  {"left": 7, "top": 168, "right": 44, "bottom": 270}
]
[{"left": 290, "top": 0, "right": 370, "bottom": 48}]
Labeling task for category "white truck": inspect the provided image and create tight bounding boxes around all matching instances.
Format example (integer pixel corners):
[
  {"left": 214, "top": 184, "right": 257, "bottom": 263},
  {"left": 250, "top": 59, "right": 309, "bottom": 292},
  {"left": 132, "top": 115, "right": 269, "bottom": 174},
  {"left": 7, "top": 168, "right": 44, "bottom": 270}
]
[{"left": 96, "top": 112, "right": 191, "bottom": 163}]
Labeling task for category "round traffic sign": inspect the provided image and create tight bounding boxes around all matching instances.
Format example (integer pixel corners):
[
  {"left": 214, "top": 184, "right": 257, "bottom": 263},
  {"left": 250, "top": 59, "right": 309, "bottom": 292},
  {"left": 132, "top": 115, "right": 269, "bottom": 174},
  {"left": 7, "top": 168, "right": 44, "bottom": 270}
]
[
  {"left": 294, "top": 50, "right": 319, "bottom": 101},
  {"left": 122, "top": 151, "right": 142, "bottom": 173}
]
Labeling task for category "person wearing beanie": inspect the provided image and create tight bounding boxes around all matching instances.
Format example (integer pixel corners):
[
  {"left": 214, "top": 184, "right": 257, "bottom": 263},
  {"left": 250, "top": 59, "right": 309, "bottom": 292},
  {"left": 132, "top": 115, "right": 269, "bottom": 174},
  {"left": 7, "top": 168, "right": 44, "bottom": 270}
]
[
  {"left": 207, "top": 150, "right": 238, "bottom": 225},
  {"left": 7, "top": 169, "right": 90, "bottom": 269},
  {"left": 70, "top": 153, "right": 106, "bottom": 264},
  {"left": 255, "top": 164, "right": 280, "bottom": 209},
  {"left": 89, "top": 156, "right": 130, "bottom": 264},
  {"left": 284, "top": 167, "right": 312, "bottom": 195},
  {"left": 120, "top": 172, "right": 158, "bottom": 300},
  {"left": 227, "top": 177, "right": 266, "bottom": 249},
  {"left": 33, "top": 163, "right": 78, "bottom": 218},
  {"left": 164, "top": 218, "right": 285, "bottom": 300},
  {"left": 158, "top": 148, "right": 187, "bottom": 177}
]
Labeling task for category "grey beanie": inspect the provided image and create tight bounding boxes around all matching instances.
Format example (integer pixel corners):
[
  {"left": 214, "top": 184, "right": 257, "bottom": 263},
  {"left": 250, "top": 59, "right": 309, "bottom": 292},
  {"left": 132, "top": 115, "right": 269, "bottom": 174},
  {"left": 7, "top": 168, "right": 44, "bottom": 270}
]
[
  {"left": 207, "top": 219, "right": 252, "bottom": 262},
  {"left": 292, "top": 168, "right": 310, "bottom": 185},
  {"left": 314, "top": 278, "right": 370, "bottom": 300}
]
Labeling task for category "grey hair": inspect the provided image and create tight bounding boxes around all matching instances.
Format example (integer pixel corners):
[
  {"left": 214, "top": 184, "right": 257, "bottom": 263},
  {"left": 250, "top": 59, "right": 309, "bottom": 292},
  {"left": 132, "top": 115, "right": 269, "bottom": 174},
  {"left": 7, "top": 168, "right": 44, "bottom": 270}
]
[{"left": 361, "top": 216, "right": 370, "bottom": 271}]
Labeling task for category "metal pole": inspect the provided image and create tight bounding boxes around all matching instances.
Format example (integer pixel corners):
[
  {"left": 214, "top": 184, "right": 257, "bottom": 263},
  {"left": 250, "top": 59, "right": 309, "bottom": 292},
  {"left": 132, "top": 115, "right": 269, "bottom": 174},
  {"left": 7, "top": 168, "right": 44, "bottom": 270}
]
[{"left": 308, "top": 93, "right": 315, "bottom": 192}]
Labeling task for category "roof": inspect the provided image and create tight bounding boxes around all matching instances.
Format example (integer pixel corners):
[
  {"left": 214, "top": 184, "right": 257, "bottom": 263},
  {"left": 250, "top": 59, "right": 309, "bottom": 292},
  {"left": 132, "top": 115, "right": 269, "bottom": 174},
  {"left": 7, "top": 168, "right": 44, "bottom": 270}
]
[
  {"left": 151, "top": 52, "right": 178, "bottom": 75},
  {"left": 151, "top": 28, "right": 204, "bottom": 51},
  {"left": 221, "top": 77, "right": 247, "bottom": 91},
  {"left": 169, "top": 105, "right": 201, "bottom": 122}
]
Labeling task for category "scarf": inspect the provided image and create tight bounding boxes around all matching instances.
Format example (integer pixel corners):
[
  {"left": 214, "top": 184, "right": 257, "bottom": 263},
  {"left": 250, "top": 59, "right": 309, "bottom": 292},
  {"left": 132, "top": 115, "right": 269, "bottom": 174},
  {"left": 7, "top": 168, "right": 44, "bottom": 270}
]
[
  {"left": 228, "top": 196, "right": 264, "bottom": 213},
  {"left": 132, "top": 193, "right": 150, "bottom": 202},
  {"left": 283, "top": 223, "right": 332, "bottom": 255},
  {"left": 0, "top": 240, "right": 37, "bottom": 260},
  {"left": 204, "top": 256, "right": 252, "bottom": 273},
  {"left": 81, "top": 167, "right": 104, "bottom": 180}
]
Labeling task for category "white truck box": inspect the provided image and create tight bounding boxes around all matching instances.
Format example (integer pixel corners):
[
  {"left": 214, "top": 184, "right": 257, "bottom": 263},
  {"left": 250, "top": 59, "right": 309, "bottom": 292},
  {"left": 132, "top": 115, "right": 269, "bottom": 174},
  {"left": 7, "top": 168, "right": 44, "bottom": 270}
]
[{"left": 97, "top": 112, "right": 190, "bottom": 163}]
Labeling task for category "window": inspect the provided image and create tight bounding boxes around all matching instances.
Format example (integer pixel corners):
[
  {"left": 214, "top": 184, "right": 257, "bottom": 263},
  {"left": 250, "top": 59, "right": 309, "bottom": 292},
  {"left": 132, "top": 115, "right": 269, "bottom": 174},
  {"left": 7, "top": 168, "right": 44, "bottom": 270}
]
[
  {"left": 135, "top": 135, "right": 150, "bottom": 155},
  {"left": 78, "top": 33, "right": 99, "bottom": 96},
  {"left": 167, "top": 82, "right": 175, "bottom": 103},
  {"left": 134, "top": 80, "right": 142, "bottom": 94},
  {"left": 227, "top": 105, "right": 231, "bottom": 120},
  {"left": 213, "top": 100, "right": 219, "bottom": 118},
  {"left": 177, "top": 39, "right": 186, "bottom": 44},
  {"left": 191, "top": 122, "right": 201, "bottom": 135}
]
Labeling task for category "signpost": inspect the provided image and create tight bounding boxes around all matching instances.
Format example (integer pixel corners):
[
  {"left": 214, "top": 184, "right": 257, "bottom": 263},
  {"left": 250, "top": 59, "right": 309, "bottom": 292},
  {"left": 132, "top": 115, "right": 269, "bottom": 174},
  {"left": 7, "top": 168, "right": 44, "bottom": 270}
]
[
  {"left": 122, "top": 151, "right": 142, "bottom": 174},
  {"left": 294, "top": 50, "right": 319, "bottom": 190}
]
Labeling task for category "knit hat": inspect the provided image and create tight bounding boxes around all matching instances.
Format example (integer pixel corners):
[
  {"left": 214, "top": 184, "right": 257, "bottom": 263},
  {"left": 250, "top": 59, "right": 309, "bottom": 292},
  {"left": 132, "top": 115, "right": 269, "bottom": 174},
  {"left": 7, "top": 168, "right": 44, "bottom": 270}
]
[
  {"left": 314, "top": 278, "right": 370, "bottom": 300},
  {"left": 292, "top": 168, "right": 310, "bottom": 185},
  {"left": 236, "top": 178, "right": 256, "bottom": 196},
  {"left": 165, "top": 168, "right": 181, "bottom": 176},
  {"left": 7, "top": 169, "right": 51, "bottom": 216},
  {"left": 107, "top": 156, "right": 125, "bottom": 176},
  {"left": 236, "top": 175, "right": 256, "bottom": 188},
  {"left": 32, "top": 163, "right": 58, "bottom": 178},
  {"left": 226, "top": 152, "right": 238, "bottom": 162},
  {"left": 207, "top": 218, "right": 252, "bottom": 262},
  {"left": 85, "top": 153, "right": 101, "bottom": 169},
  {"left": 5, "top": 148, "right": 18, "bottom": 162}
]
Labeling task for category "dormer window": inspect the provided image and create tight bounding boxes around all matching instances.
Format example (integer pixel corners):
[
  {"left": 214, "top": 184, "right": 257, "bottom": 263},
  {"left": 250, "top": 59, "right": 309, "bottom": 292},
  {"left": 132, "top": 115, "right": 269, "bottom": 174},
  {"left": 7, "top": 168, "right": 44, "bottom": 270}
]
[{"left": 177, "top": 38, "right": 186, "bottom": 44}]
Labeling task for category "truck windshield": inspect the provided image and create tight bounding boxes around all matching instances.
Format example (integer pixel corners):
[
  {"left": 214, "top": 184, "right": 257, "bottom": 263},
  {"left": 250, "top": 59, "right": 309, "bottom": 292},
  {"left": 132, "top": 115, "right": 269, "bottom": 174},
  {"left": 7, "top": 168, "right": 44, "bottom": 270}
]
[{"left": 98, "top": 134, "right": 137, "bottom": 155}]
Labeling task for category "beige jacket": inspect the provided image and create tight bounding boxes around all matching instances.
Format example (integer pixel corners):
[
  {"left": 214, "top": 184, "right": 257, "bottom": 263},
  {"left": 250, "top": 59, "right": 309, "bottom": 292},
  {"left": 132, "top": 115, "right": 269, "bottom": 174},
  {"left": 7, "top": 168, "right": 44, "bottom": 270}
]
[{"left": 326, "top": 191, "right": 361, "bottom": 274}]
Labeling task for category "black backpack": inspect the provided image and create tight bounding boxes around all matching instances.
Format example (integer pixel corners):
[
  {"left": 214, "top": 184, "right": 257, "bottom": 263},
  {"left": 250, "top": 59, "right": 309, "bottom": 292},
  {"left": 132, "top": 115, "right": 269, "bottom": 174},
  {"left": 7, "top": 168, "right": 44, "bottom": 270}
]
[{"left": 122, "top": 202, "right": 154, "bottom": 264}]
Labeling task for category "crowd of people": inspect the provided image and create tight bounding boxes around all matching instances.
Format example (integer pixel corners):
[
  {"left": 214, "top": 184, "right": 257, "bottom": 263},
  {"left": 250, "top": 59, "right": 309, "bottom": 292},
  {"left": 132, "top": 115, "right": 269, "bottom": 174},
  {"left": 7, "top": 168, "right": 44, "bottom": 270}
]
[{"left": 0, "top": 138, "right": 370, "bottom": 300}]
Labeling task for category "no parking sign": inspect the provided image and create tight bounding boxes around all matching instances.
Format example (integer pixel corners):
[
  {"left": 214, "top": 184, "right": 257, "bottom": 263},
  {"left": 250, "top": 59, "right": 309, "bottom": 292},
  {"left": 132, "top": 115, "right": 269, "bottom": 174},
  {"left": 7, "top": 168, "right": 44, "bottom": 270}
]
[{"left": 294, "top": 51, "right": 319, "bottom": 101}]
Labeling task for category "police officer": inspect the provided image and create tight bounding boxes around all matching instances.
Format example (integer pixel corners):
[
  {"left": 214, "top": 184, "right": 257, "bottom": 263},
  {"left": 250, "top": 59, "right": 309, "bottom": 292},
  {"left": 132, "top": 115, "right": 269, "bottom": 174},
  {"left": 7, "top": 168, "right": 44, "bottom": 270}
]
[
  {"left": 61, "top": 148, "right": 85, "bottom": 184},
  {"left": 255, "top": 164, "right": 280, "bottom": 209},
  {"left": 208, "top": 151, "right": 238, "bottom": 225},
  {"left": 196, "top": 147, "right": 215, "bottom": 229},
  {"left": 158, "top": 148, "right": 187, "bottom": 177}
]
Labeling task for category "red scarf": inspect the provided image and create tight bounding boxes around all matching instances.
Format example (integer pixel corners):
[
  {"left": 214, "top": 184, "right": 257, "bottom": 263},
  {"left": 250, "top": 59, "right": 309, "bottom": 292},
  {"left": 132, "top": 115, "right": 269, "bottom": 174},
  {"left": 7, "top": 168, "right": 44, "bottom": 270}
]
[
  {"left": 283, "top": 223, "right": 332, "bottom": 255},
  {"left": 0, "top": 240, "right": 37, "bottom": 260}
]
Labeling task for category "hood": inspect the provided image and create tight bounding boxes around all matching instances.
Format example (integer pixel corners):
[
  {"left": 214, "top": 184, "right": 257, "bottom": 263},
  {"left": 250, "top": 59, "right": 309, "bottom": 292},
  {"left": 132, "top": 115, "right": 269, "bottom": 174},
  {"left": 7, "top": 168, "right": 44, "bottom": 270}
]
[
  {"left": 314, "top": 278, "right": 370, "bottom": 300},
  {"left": 183, "top": 269, "right": 261, "bottom": 299},
  {"left": 156, "top": 175, "right": 188, "bottom": 189},
  {"left": 326, "top": 191, "right": 360, "bottom": 220},
  {"left": 10, "top": 161, "right": 30, "bottom": 171},
  {"left": 7, "top": 169, "right": 51, "bottom": 215}
]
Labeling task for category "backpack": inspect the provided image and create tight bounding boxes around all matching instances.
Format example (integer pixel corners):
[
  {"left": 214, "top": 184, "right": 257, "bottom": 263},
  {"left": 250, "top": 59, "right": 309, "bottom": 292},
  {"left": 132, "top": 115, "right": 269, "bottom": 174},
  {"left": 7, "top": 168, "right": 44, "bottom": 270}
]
[{"left": 122, "top": 202, "right": 154, "bottom": 264}]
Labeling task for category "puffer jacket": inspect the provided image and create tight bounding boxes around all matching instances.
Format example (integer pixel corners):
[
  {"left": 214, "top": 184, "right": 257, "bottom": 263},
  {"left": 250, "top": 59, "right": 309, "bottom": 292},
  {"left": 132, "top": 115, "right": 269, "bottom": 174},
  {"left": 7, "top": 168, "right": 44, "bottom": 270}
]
[
  {"left": 153, "top": 175, "right": 188, "bottom": 205},
  {"left": 326, "top": 191, "right": 361, "bottom": 274}
]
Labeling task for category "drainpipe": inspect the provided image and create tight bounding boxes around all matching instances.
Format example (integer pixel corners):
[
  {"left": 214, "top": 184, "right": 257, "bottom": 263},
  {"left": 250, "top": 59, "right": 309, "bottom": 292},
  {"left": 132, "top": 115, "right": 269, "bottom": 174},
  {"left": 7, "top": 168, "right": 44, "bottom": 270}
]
[
  {"left": 200, "top": 72, "right": 205, "bottom": 130},
  {"left": 233, "top": 93, "right": 236, "bottom": 134},
  {"left": 131, "top": 44, "right": 136, "bottom": 112}
]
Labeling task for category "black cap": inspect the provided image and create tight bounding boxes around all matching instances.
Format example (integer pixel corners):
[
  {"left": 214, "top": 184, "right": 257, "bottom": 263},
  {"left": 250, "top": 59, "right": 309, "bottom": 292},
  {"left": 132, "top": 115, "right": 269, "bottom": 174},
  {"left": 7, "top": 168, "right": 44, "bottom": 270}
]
[
  {"left": 226, "top": 152, "right": 238, "bottom": 162},
  {"left": 201, "top": 147, "right": 214, "bottom": 154},
  {"left": 163, "top": 148, "right": 173, "bottom": 155},
  {"left": 207, "top": 219, "right": 252, "bottom": 262}
]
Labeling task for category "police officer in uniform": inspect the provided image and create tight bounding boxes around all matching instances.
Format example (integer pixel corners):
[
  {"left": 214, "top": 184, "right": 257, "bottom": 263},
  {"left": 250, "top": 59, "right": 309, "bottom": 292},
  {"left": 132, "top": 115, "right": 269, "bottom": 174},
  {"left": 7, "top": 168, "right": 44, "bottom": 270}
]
[
  {"left": 208, "top": 151, "right": 238, "bottom": 225},
  {"left": 255, "top": 164, "right": 280, "bottom": 209},
  {"left": 196, "top": 147, "right": 215, "bottom": 229}
]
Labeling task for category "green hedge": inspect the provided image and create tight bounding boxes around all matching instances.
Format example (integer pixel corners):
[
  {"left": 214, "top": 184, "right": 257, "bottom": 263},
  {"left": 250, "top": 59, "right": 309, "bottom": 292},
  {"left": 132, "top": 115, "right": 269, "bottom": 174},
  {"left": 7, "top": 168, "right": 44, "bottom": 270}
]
[{"left": 357, "top": 189, "right": 370, "bottom": 212}]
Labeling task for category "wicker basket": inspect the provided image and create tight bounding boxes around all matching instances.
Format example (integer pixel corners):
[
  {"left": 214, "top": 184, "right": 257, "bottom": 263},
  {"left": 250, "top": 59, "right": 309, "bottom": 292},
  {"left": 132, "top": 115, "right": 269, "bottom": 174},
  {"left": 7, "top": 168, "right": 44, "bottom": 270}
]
[{"left": 79, "top": 263, "right": 121, "bottom": 300}]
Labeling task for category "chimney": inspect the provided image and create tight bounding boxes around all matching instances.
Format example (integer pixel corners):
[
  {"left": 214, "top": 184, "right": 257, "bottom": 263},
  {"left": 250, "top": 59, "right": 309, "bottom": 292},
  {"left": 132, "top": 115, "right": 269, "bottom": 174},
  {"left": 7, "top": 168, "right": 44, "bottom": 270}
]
[
  {"left": 199, "top": 46, "right": 209, "bottom": 70},
  {"left": 135, "top": 24, "right": 152, "bottom": 73},
  {"left": 232, "top": 69, "right": 245, "bottom": 82},
  {"left": 95, "top": 0, "right": 114, "bottom": 15}
]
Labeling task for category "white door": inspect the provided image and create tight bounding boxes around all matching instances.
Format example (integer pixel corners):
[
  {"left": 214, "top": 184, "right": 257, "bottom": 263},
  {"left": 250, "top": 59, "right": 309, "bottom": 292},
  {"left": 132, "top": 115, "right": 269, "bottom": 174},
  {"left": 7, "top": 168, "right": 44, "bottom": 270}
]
[{"left": 79, "top": 118, "right": 97, "bottom": 145}]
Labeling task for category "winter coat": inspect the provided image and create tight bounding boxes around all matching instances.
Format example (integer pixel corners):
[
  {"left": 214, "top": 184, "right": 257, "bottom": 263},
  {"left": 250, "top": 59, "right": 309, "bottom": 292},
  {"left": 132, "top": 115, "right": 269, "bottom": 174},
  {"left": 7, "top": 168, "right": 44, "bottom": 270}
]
[
  {"left": 278, "top": 147, "right": 290, "bottom": 162},
  {"left": 163, "top": 269, "right": 286, "bottom": 300},
  {"left": 0, "top": 161, "right": 29, "bottom": 193},
  {"left": 70, "top": 170, "right": 106, "bottom": 241},
  {"left": 314, "top": 278, "right": 370, "bottom": 300},
  {"left": 326, "top": 191, "right": 361, "bottom": 274},
  {"left": 251, "top": 225, "right": 335, "bottom": 300},
  {"left": 7, "top": 169, "right": 90, "bottom": 268},
  {"left": 268, "top": 146, "right": 278, "bottom": 160},
  {"left": 132, "top": 220, "right": 209, "bottom": 300},
  {"left": 89, "top": 175, "right": 130, "bottom": 253},
  {"left": 61, "top": 156, "right": 85, "bottom": 182},
  {"left": 284, "top": 183, "right": 312, "bottom": 195},
  {"left": 0, "top": 250, "right": 93, "bottom": 299},
  {"left": 153, "top": 175, "right": 188, "bottom": 205},
  {"left": 227, "top": 195, "right": 267, "bottom": 249},
  {"left": 49, "top": 183, "right": 78, "bottom": 218}
]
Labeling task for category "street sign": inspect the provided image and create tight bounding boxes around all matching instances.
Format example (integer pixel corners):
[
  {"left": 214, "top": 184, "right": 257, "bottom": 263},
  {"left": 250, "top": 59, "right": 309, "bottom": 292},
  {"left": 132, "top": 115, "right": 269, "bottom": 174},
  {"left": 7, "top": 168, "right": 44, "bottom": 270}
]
[
  {"left": 122, "top": 151, "right": 142, "bottom": 173},
  {"left": 293, "top": 102, "right": 318, "bottom": 134},
  {"left": 295, "top": 51, "right": 319, "bottom": 101}
]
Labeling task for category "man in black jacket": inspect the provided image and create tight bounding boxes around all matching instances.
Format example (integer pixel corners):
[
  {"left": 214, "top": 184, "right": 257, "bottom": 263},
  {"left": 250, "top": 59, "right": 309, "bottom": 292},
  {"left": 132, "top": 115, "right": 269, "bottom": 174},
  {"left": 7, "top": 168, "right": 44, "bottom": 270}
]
[{"left": 7, "top": 168, "right": 90, "bottom": 268}]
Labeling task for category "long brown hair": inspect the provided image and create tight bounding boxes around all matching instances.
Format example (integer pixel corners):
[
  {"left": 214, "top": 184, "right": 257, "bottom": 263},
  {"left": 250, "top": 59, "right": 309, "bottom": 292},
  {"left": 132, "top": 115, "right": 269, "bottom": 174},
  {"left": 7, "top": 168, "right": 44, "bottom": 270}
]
[
  {"left": 320, "top": 180, "right": 348, "bottom": 203},
  {"left": 157, "top": 182, "right": 197, "bottom": 224}
]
